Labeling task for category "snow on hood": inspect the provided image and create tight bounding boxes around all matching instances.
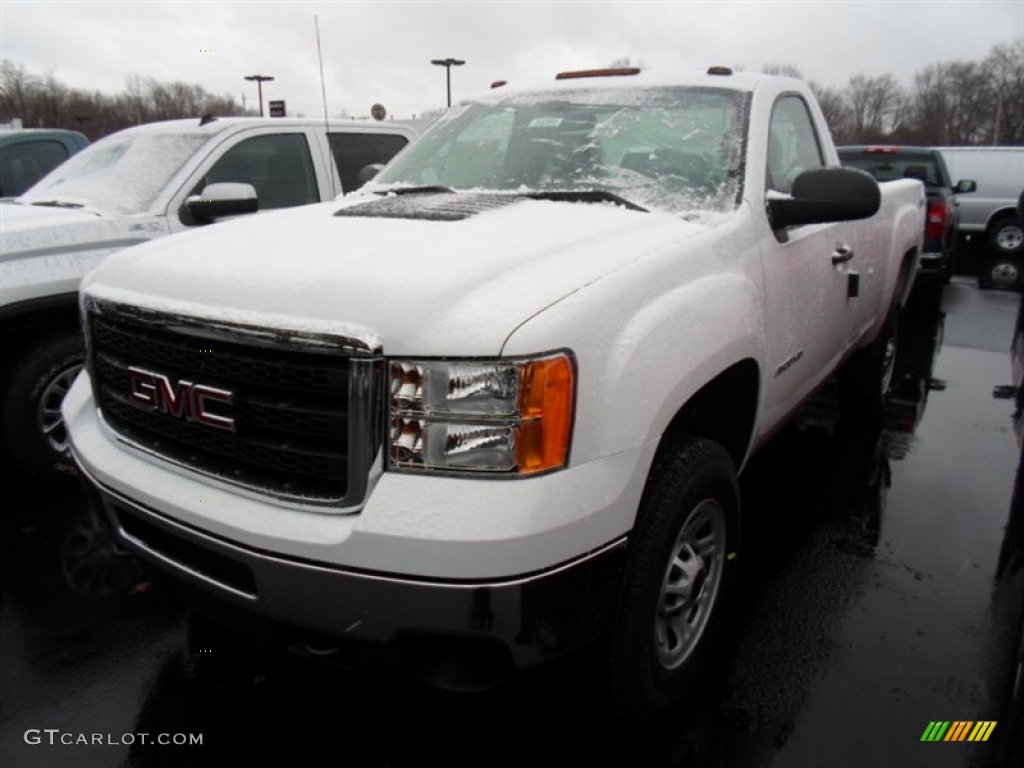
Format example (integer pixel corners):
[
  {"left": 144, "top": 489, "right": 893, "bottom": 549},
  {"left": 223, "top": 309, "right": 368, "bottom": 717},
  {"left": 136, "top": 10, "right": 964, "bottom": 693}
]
[
  {"left": 0, "top": 201, "right": 163, "bottom": 262},
  {"left": 84, "top": 197, "right": 715, "bottom": 356}
]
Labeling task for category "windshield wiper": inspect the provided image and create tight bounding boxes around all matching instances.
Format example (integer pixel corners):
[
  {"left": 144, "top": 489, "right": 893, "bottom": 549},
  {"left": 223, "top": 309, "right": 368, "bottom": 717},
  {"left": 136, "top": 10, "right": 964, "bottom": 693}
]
[
  {"left": 375, "top": 185, "right": 457, "bottom": 196},
  {"left": 524, "top": 190, "right": 648, "bottom": 212},
  {"left": 30, "top": 200, "right": 86, "bottom": 209}
]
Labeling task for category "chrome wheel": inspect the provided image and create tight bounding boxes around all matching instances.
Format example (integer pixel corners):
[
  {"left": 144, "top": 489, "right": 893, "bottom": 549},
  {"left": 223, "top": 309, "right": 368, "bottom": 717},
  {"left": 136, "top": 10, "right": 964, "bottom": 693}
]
[
  {"left": 655, "top": 498, "right": 727, "bottom": 669},
  {"left": 991, "top": 261, "right": 1021, "bottom": 288},
  {"left": 37, "top": 362, "right": 83, "bottom": 453},
  {"left": 994, "top": 224, "right": 1024, "bottom": 253}
]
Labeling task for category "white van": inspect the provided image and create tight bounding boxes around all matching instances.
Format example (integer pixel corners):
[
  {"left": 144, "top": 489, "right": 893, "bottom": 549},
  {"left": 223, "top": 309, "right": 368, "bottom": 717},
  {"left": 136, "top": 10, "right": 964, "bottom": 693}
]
[{"left": 936, "top": 147, "right": 1024, "bottom": 257}]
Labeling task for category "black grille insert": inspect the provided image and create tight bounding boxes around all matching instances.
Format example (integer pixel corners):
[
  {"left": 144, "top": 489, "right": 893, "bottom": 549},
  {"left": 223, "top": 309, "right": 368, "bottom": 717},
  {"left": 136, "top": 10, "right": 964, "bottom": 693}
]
[{"left": 90, "top": 313, "right": 352, "bottom": 501}]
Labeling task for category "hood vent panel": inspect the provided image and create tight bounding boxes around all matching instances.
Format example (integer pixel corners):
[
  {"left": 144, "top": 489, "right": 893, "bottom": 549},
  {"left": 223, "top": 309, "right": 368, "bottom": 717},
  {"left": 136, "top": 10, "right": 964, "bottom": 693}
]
[{"left": 336, "top": 192, "right": 527, "bottom": 222}]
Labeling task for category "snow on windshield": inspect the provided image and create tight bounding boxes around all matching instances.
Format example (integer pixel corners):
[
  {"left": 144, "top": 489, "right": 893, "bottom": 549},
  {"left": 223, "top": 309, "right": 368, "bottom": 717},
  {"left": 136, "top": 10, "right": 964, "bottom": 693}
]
[
  {"left": 373, "top": 86, "right": 747, "bottom": 215},
  {"left": 22, "top": 132, "right": 209, "bottom": 215}
]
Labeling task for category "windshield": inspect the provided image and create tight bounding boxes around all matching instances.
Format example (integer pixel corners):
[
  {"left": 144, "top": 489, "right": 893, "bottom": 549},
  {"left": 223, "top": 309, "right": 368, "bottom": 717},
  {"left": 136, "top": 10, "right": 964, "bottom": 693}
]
[
  {"left": 373, "top": 86, "right": 747, "bottom": 214},
  {"left": 21, "top": 131, "right": 210, "bottom": 214}
]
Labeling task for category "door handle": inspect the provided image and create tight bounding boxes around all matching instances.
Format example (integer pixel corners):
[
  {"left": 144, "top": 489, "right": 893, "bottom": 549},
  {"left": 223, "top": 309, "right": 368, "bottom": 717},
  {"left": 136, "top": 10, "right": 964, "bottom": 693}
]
[{"left": 831, "top": 245, "right": 854, "bottom": 264}]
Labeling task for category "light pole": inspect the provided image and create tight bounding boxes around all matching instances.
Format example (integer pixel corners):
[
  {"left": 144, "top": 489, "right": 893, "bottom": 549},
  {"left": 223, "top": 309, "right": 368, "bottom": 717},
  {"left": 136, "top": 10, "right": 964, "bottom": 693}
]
[
  {"left": 244, "top": 74, "right": 274, "bottom": 117},
  {"left": 431, "top": 58, "right": 465, "bottom": 108}
]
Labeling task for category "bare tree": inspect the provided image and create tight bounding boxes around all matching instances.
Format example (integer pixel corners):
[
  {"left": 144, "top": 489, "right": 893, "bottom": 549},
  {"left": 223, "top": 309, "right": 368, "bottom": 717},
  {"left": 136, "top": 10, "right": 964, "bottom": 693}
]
[
  {"left": 0, "top": 62, "right": 247, "bottom": 139},
  {"left": 985, "top": 39, "right": 1024, "bottom": 144},
  {"left": 845, "top": 74, "right": 906, "bottom": 143},
  {"left": 37, "top": 71, "right": 69, "bottom": 127},
  {"left": 4, "top": 40, "right": 1021, "bottom": 145},
  {"left": 608, "top": 57, "right": 646, "bottom": 69},
  {"left": 0, "top": 61, "right": 39, "bottom": 125},
  {"left": 809, "top": 81, "right": 851, "bottom": 143},
  {"left": 762, "top": 63, "right": 803, "bottom": 79}
]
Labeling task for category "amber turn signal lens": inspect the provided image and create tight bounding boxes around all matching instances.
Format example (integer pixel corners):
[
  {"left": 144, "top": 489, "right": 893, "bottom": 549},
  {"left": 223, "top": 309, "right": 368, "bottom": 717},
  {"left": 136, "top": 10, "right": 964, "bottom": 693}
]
[{"left": 515, "top": 354, "right": 574, "bottom": 473}]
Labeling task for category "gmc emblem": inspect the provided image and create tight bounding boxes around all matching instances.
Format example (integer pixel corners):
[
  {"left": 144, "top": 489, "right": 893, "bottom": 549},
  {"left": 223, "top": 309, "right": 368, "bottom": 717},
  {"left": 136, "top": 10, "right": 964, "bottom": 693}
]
[{"left": 126, "top": 366, "right": 235, "bottom": 432}]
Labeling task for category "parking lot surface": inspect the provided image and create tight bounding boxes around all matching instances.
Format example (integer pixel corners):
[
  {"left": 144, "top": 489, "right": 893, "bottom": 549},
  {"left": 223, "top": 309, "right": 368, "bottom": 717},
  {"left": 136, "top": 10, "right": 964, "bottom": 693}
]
[{"left": 1, "top": 277, "right": 1022, "bottom": 767}]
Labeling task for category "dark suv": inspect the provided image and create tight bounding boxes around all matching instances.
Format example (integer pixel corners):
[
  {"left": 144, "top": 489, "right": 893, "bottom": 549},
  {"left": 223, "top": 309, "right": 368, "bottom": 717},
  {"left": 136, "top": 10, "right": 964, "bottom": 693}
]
[
  {"left": 838, "top": 146, "right": 975, "bottom": 281},
  {"left": 0, "top": 128, "right": 89, "bottom": 198}
]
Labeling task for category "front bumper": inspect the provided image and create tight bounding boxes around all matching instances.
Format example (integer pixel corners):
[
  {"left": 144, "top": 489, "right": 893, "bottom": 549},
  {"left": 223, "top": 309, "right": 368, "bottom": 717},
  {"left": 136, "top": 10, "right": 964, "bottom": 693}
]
[
  {"left": 64, "top": 371, "right": 645, "bottom": 690},
  {"left": 77, "top": 466, "right": 626, "bottom": 690}
]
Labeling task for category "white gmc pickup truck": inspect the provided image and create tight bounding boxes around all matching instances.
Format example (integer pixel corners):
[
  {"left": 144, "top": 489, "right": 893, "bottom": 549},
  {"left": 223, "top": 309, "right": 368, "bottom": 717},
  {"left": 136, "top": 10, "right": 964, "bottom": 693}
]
[
  {"left": 0, "top": 117, "right": 415, "bottom": 480},
  {"left": 64, "top": 68, "right": 924, "bottom": 716}
]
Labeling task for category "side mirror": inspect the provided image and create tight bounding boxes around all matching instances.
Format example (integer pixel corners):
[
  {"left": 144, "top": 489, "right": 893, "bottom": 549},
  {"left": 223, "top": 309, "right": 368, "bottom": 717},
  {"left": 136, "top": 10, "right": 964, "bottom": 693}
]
[
  {"left": 954, "top": 179, "right": 977, "bottom": 194},
  {"left": 358, "top": 163, "right": 384, "bottom": 187},
  {"left": 768, "top": 167, "right": 881, "bottom": 230},
  {"left": 185, "top": 182, "right": 258, "bottom": 223}
]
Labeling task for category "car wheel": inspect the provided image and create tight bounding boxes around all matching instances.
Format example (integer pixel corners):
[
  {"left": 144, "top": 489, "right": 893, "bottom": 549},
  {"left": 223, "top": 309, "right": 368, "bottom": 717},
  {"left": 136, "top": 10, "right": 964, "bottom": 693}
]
[
  {"left": 610, "top": 436, "right": 739, "bottom": 718},
  {"left": 839, "top": 304, "right": 898, "bottom": 415},
  {"left": 61, "top": 508, "right": 146, "bottom": 596},
  {"left": 990, "top": 217, "right": 1024, "bottom": 258},
  {"left": 1, "top": 331, "right": 85, "bottom": 482},
  {"left": 980, "top": 255, "right": 1024, "bottom": 291}
]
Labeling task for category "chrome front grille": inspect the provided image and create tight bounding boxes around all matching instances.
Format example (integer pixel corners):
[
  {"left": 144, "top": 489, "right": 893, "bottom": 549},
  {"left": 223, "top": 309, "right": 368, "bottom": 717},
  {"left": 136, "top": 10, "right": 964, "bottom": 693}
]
[{"left": 86, "top": 298, "right": 382, "bottom": 507}]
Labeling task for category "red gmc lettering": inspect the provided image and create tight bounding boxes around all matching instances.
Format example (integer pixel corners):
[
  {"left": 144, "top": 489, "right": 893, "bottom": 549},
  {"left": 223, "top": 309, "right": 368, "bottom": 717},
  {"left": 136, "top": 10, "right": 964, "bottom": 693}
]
[{"left": 127, "top": 367, "right": 235, "bottom": 431}]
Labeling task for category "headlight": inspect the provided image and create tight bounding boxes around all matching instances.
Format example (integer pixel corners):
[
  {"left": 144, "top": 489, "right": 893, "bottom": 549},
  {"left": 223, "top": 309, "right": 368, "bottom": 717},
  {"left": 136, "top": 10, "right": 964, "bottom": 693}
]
[{"left": 387, "top": 352, "right": 575, "bottom": 475}]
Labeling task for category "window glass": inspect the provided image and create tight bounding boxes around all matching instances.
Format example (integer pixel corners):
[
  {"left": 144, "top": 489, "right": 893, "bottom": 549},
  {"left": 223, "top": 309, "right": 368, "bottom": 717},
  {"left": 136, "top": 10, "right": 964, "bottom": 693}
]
[
  {"left": 373, "top": 87, "right": 747, "bottom": 215},
  {"left": 0, "top": 140, "right": 70, "bottom": 196},
  {"left": 328, "top": 132, "right": 409, "bottom": 193},
  {"left": 202, "top": 133, "right": 318, "bottom": 210},
  {"left": 24, "top": 132, "right": 209, "bottom": 213},
  {"left": 840, "top": 155, "right": 940, "bottom": 185},
  {"left": 766, "top": 96, "right": 824, "bottom": 194}
]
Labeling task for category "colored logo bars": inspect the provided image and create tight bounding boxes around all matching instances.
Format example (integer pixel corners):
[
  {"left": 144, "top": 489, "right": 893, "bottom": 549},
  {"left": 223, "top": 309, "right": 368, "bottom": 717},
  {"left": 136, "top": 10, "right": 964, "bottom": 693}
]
[{"left": 920, "top": 721, "right": 997, "bottom": 742}]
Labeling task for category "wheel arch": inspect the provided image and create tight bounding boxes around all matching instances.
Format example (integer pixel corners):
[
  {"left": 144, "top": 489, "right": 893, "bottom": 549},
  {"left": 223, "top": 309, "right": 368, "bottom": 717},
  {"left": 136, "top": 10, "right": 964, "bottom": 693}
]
[
  {"left": 658, "top": 357, "right": 760, "bottom": 471},
  {"left": 985, "top": 206, "right": 1021, "bottom": 231},
  {"left": 0, "top": 294, "right": 81, "bottom": 355},
  {"left": 896, "top": 246, "right": 918, "bottom": 309}
]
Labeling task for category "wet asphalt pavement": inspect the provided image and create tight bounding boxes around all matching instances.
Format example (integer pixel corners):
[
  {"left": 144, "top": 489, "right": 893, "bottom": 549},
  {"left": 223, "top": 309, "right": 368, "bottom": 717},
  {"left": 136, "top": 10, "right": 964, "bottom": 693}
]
[{"left": 2, "top": 276, "right": 1023, "bottom": 768}]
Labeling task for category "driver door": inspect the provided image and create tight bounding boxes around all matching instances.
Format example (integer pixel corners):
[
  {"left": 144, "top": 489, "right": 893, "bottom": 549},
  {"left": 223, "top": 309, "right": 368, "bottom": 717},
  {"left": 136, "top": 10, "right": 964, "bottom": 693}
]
[
  {"left": 759, "top": 94, "right": 864, "bottom": 424},
  {"left": 167, "top": 131, "right": 319, "bottom": 233}
]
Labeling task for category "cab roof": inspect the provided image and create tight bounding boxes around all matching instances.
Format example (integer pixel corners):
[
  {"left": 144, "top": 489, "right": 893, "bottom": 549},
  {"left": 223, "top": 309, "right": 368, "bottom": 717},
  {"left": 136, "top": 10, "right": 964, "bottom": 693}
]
[
  {"left": 479, "top": 67, "right": 797, "bottom": 100},
  {"left": 106, "top": 116, "right": 415, "bottom": 137}
]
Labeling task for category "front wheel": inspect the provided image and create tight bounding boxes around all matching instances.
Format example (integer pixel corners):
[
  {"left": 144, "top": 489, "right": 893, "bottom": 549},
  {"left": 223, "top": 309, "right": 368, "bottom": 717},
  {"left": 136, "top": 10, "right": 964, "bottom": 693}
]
[
  {"left": 610, "top": 436, "right": 740, "bottom": 718},
  {"left": 1, "top": 331, "right": 85, "bottom": 482}
]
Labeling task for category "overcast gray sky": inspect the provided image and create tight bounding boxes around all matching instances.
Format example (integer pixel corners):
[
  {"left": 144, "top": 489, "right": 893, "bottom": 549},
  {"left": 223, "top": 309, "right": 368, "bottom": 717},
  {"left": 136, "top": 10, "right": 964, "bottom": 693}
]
[{"left": 2, "top": 1, "right": 1022, "bottom": 119}]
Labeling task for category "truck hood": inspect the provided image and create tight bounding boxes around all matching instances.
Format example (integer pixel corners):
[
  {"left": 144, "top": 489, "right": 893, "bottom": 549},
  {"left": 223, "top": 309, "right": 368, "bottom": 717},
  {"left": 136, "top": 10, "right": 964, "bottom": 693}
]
[
  {"left": 84, "top": 195, "right": 717, "bottom": 355},
  {"left": 0, "top": 201, "right": 164, "bottom": 262}
]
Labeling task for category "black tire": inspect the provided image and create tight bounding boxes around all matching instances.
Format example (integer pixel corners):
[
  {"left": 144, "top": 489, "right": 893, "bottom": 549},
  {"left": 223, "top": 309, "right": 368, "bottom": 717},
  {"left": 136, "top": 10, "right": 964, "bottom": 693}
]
[
  {"left": 989, "top": 217, "right": 1024, "bottom": 258},
  {"left": 942, "top": 249, "right": 955, "bottom": 284},
  {"left": 979, "top": 254, "right": 1024, "bottom": 291},
  {"left": 1, "top": 330, "right": 85, "bottom": 482},
  {"left": 838, "top": 304, "right": 898, "bottom": 416},
  {"left": 610, "top": 436, "right": 740, "bottom": 719}
]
